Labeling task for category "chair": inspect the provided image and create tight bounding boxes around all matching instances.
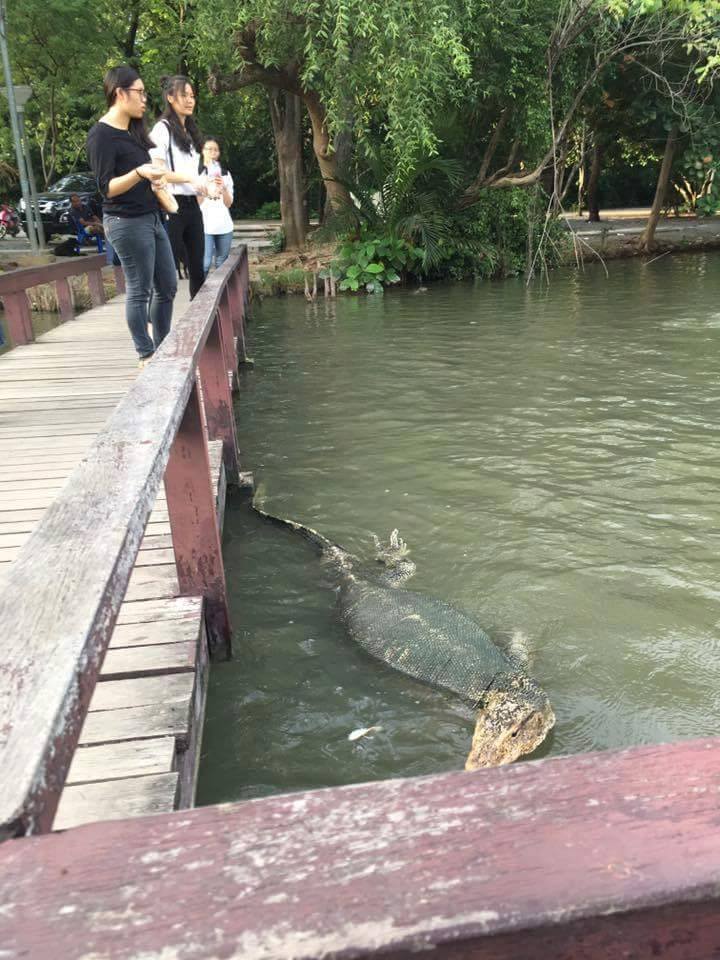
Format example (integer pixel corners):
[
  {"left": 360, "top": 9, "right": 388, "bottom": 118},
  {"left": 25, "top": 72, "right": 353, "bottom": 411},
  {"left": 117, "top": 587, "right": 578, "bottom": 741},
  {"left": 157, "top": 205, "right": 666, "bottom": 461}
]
[{"left": 74, "top": 225, "right": 104, "bottom": 255}]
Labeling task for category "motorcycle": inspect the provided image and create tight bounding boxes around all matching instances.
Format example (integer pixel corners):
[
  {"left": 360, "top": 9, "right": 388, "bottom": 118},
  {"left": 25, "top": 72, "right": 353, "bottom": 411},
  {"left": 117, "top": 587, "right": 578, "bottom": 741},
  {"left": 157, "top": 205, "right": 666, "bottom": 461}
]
[{"left": 0, "top": 203, "right": 20, "bottom": 239}]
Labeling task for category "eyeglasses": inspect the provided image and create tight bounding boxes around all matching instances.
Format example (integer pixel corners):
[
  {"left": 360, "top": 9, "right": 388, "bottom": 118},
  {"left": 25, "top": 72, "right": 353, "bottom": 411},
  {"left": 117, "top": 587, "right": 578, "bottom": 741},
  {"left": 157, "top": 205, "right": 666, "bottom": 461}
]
[{"left": 125, "top": 86, "right": 148, "bottom": 100}]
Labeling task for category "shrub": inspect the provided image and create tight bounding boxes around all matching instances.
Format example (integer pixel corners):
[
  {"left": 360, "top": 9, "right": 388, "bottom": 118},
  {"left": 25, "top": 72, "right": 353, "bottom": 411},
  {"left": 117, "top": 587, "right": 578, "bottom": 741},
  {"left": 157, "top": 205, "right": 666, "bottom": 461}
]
[{"left": 255, "top": 200, "right": 281, "bottom": 220}]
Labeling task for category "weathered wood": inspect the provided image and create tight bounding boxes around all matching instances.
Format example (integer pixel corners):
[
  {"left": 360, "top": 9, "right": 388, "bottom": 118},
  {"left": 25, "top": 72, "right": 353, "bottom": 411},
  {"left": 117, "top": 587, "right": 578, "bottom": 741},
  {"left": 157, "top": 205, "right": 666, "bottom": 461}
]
[
  {"left": 176, "top": 618, "right": 208, "bottom": 809},
  {"left": 0, "top": 254, "right": 106, "bottom": 295},
  {"left": 164, "top": 382, "right": 232, "bottom": 660},
  {"left": 53, "top": 772, "right": 179, "bottom": 831},
  {"left": 198, "top": 314, "right": 240, "bottom": 481},
  {"left": 0, "top": 249, "right": 247, "bottom": 838},
  {"left": 2, "top": 739, "right": 720, "bottom": 958},
  {"left": 109, "top": 617, "right": 201, "bottom": 650},
  {"left": 100, "top": 642, "right": 196, "bottom": 680},
  {"left": 66, "top": 737, "right": 175, "bottom": 785},
  {"left": 54, "top": 277, "right": 74, "bottom": 323},
  {"left": 115, "top": 596, "right": 202, "bottom": 625},
  {"left": 89, "top": 672, "right": 195, "bottom": 710},
  {"left": 2, "top": 292, "right": 33, "bottom": 346},
  {"left": 78, "top": 702, "right": 191, "bottom": 746}
]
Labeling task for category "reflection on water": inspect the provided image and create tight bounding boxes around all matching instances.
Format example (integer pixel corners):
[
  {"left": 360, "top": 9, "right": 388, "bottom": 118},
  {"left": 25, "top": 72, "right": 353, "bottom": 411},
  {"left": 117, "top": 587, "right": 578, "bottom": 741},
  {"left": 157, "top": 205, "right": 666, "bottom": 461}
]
[{"left": 198, "top": 253, "right": 720, "bottom": 804}]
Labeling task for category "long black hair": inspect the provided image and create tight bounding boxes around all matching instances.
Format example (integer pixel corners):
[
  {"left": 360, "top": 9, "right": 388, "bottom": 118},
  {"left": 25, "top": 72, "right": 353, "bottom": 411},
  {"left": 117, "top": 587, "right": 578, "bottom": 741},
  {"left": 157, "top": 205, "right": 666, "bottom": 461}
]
[
  {"left": 159, "top": 75, "right": 202, "bottom": 154},
  {"left": 103, "top": 65, "right": 154, "bottom": 150},
  {"left": 198, "top": 136, "right": 228, "bottom": 176}
]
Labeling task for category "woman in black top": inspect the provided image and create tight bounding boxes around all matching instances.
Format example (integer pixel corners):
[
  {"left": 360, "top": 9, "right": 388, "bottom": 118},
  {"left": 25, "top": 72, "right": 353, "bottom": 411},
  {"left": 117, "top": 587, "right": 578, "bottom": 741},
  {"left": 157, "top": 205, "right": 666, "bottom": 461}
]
[{"left": 86, "top": 65, "right": 177, "bottom": 366}]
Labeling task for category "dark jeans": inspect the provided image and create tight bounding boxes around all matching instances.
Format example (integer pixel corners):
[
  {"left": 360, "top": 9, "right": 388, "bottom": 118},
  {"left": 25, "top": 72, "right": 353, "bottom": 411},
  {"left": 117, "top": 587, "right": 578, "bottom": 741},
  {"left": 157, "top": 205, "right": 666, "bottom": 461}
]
[
  {"left": 167, "top": 195, "right": 205, "bottom": 299},
  {"left": 104, "top": 211, "right": 177, "bottom": 359}
]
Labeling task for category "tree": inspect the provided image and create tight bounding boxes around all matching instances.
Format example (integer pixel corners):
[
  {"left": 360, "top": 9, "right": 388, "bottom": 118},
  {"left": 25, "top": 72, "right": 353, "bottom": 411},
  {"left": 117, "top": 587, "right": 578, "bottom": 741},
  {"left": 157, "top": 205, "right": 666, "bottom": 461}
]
[
  {"left": 268, "top": 90, "right": 308, "bottom": 248},
  {"left": 197, "top": 0, "right": 472, "bottom": 214}
]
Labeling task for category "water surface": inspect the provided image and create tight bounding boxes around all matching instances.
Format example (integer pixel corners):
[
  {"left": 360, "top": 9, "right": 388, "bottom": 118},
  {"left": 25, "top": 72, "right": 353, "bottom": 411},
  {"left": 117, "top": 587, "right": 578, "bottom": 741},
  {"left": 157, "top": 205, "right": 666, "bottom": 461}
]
[{"left": 199, "top": 254, "right": 720, "bottom": 803}]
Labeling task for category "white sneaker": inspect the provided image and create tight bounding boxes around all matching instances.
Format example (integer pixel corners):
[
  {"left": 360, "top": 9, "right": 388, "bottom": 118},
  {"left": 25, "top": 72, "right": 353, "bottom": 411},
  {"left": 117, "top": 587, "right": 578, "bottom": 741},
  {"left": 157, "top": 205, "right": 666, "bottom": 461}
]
[{"left": 138, "top": 354, "right": 153, "bottom": 369}]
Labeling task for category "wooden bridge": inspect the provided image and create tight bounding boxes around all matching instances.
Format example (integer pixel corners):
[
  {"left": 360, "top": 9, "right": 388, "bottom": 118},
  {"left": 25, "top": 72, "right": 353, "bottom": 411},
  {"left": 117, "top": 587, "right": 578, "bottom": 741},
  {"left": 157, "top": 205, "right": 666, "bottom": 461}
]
[{"left": 0, "top": 252, "right": 719, "bottom": 958}]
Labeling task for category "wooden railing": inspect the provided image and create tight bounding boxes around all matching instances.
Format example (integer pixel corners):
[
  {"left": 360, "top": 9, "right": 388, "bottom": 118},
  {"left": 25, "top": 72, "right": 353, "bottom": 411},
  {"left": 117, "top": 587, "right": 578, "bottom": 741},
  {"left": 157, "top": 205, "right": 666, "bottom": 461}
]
[
  {"left": 0, "top": 254, "right": 126, "bottom": 346},
  {"left": 0, "top": 247, "right": 249, "bottom": 839},
  {"left": 1, "top": 245, "right": 720, "bottom": 956}
]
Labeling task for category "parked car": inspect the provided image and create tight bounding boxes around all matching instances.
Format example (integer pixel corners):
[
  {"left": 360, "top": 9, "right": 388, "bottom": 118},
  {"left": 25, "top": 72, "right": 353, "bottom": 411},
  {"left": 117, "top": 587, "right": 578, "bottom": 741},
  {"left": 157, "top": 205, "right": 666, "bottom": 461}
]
[{"left": 18, "top": 172, "right": 101, "bottom": 238}]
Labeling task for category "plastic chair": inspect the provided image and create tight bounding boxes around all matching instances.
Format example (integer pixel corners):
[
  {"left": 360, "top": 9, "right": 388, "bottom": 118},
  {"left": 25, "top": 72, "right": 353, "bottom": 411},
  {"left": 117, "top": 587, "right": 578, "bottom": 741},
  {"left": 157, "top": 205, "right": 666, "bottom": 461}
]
[{"left": 74, "top": 225, "right": 104, "bottom": 255}]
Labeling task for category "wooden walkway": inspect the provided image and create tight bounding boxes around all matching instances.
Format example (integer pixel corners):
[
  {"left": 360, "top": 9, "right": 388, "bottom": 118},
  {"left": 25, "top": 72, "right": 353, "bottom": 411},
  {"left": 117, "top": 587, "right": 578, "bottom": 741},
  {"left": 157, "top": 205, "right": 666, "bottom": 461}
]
[{"left": 0, "top": 283, "right": 224, "bottom": 829}]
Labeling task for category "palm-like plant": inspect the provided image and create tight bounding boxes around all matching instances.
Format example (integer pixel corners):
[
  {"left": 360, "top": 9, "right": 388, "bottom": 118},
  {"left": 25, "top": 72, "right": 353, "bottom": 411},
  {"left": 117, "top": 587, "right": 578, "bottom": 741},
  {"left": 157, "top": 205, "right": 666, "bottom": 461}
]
[{"left": 328, "top": 154, "right": 466, "bottom": 270}]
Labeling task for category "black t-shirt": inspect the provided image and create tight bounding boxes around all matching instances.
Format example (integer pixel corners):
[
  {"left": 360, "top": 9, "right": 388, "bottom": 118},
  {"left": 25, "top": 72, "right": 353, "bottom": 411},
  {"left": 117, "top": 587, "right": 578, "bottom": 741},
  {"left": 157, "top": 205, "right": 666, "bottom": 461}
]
[{"left": 86, "top": 121, "right": 159, "bottom": 218}]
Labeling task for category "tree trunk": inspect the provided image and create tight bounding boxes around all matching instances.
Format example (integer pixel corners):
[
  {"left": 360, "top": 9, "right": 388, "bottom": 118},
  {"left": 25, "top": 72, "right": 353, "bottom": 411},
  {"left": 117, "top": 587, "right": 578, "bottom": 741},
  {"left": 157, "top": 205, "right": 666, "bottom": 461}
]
[
  {"left": 323, "top": 123, "right": 353, "bottom": 223},
  {"left": 269, "top": 90, "right": 308, "bottom": 251},
  {"left": 304, "top": 92, "right": 353, "bottom": 212},
  {"left": 639, "top": 125, "right": 679, "bottom": 254},
  {"left": 586, "top": 140, "right": 604, "bottom": 222}
]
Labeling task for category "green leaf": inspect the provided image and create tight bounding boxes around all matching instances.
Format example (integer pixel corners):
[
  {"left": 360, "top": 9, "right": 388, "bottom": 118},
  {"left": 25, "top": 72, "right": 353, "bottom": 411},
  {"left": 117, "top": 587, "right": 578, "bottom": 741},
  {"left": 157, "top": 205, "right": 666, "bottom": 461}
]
[{"left": 365, "top": 262, "right": 385, "bottom": 274}]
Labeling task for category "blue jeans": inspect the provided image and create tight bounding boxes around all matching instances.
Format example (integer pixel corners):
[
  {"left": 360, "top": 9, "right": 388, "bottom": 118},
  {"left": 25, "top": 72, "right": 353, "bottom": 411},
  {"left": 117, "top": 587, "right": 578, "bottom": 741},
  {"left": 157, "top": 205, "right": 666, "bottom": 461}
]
[
  {"left": 203, "top": 232, "right": 233, "bottom": 275},
  {"left": 104, "top": 211, "right": 177, "bottom": 359}
]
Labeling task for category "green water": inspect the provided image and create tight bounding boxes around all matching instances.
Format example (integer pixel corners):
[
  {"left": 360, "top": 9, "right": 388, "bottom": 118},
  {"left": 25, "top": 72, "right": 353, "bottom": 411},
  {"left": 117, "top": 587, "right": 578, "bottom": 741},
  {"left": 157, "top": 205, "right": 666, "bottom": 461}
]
[{"left": 198, "top": 253, "right": 720, "bottom": 804}]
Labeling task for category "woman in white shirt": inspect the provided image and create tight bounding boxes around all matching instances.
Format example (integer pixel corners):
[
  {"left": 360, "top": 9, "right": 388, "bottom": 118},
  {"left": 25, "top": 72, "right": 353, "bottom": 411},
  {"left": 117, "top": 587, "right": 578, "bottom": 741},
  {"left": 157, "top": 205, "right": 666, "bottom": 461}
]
[
  {"left": 148, "top": 75, "right": 207, "bottom": 298},
  {"left": 198, "top": 137, "right": 234, "bottom": 274}
]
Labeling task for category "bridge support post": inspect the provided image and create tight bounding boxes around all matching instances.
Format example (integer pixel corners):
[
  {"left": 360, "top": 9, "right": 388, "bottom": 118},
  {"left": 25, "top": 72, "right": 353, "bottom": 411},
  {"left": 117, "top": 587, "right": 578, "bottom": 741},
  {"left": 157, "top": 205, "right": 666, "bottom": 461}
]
[
  {"left": 198, "top": 313, "right": 240, "bottom": 483},
  {"left": 228, "top": 268, "right": 248, "bottom": 363},
  {"left": 54, "top": 277, "right": 74, "bottom": 323},
  {"left": 2, "top": 291, "right": 33, "bottom": 345},
  {"left": 164, "top": 381, "right": 233, "bottom": 660}
]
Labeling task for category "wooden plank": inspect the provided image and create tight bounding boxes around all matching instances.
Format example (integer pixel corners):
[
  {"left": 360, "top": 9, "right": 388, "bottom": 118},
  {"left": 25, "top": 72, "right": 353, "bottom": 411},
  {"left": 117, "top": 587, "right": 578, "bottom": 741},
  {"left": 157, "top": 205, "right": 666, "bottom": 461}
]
[
  {"left": 100, "top": 641, "right": 196, "bottom": 680},
  {"left": 115, "top": 595, "right": 203, "bottom": 625},
  {"left": 2, "top": 739, "right": 720, "bottom": 958},
  {"left": 66, "top": 737, "right": 175, "bottom": 785},
  {"left": 109, "top": 618, "right": 200, "bottom": 650},
  {"left": 89, "top": 672, "right": 195, "bottom": 710},
  {"left": 176, "top": 619, "right": 208, "bottom": 809},
  {"left": 79, "top": 702, "right": 191, "bottom": 745},
  {"left": 53, "top": 773, "right": 178, "bottom": 831},
  {"left": 123, "top": 565, "right": 179, "bottom": 603}
]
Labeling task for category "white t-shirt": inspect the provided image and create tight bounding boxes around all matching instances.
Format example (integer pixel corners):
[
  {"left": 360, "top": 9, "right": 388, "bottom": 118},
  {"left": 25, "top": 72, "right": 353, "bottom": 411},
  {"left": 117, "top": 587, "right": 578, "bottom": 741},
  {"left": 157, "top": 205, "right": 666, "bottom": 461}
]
[
  {"left": 200, "top": 170, "right": 234, "bottom": 235},
  {"left": 148, "top": 119, "right": 200, "bottom": 196}
]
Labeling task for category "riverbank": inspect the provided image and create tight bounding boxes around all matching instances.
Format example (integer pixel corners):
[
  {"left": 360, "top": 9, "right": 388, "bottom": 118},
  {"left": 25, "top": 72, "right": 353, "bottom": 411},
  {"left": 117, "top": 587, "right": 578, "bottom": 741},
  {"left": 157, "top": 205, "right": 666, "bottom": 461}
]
[
  {"left": 247, "top": 210, "right": 720, "bottom": 297},
  {"left": 565, "top": 210, "right": 720, "bottom": 262}
]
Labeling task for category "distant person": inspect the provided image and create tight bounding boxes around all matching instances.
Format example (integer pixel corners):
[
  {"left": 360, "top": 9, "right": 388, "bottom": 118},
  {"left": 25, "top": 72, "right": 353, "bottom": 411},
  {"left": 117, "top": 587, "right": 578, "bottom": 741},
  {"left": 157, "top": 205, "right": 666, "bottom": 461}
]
[
  {"left": 149, "top": 75, "right": 207, "bottom": 299},
  {"left": 198, "top": 137, "right": 234, "bottom": 275},
  {"left": 68, "top": 193, "right": 104, "bottom": 238},
  {"left": 86, "top": 65, "right": 177, "bottom": 368}
]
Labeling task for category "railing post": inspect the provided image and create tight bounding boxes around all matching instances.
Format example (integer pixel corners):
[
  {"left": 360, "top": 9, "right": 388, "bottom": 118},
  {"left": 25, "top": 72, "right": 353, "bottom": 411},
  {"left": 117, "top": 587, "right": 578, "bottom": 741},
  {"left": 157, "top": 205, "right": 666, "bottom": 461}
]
[
  {"left": 87, "top": 269, "right": 105, "bottom": 307},
  {"left": 164, "top": 380, "right": 232, "bottom": 660},
  {"left": 55, "top": 277, "right": 74, "bottom": 323},
  {"left": 2, "top": 292, "right": 33, "bottom": 345},
  {"left": 198, "top": 313, "right": 240, "bottom": 483},
  {"left": 218, "top": 292, "right": 238, "bottom": 373},
  {"left": 228, "top": 269, "right": 248, "bottom": 362}
]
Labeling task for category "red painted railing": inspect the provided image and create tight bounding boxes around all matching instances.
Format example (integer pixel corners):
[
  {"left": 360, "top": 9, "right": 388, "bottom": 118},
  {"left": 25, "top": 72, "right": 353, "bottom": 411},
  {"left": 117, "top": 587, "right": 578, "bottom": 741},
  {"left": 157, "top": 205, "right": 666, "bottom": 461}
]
[
  {"left": 0, "top": 247, "right": 249, "bottom": 838},
  {"left": 0, "top": 254, "right": 126, "bottom": 346}
]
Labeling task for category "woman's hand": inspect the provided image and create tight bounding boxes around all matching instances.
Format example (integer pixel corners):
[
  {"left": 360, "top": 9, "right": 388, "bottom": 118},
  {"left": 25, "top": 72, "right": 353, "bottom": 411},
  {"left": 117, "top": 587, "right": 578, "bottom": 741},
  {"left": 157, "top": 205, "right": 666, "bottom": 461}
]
[
  {"left": 137, "top": 163, "right": 166, "bottom": 182},
  {"left": 192, "top": 175, "right": 209, "bottom": 196}
]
